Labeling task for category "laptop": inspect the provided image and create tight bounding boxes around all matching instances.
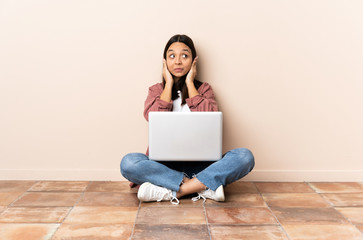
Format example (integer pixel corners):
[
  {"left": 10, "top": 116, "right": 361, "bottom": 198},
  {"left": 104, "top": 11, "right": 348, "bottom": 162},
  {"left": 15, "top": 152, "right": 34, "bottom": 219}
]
[{"left": 148, "top": 112, "right": 223, "bottom": 161}]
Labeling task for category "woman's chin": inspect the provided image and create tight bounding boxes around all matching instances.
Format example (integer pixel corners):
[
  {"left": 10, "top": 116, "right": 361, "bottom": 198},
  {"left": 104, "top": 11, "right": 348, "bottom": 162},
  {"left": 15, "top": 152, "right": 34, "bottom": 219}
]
[{"left": 172, "top": 72, "right": 187, "bottom": 78}]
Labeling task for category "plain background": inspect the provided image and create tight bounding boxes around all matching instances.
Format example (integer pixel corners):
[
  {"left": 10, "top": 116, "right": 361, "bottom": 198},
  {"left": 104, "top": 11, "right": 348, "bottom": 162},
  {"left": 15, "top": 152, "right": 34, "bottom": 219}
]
[{"left": 1, "top": 0, "right": 362, "bottom": 181}]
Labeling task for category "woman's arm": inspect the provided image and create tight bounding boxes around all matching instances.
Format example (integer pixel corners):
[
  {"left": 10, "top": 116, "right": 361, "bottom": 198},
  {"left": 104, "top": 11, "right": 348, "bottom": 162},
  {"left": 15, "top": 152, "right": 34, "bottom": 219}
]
[
  {"left": 184, "top": 57, "right": 218, "bottom": 111},
  {"left": 185, "top": 57, "right": 199, "bottom": 99},
  {"left": 144, "top": 60, "right": 175, "bottom": 121},
  {"left": 160, "top": 81, "right": 173, "bottom": 103},
  {"left": 143, "top": 83, "right": 173, "bottom": 121},
  {"left": 186, "top": 82, "right": 219, "bottom": 111},
  {"left": 160, "top": 59, "right": 174, "bottom": 103}
]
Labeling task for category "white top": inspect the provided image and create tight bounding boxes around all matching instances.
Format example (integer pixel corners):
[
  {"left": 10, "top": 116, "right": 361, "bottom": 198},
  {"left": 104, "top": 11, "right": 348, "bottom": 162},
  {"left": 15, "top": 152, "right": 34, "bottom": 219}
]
[{"left": 173, "top": 90, "right": 191, "bottom": 112}]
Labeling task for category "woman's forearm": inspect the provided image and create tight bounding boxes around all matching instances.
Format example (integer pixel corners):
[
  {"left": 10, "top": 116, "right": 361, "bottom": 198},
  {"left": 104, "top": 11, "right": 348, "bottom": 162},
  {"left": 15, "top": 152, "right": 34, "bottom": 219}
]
[
  {"left": 160, "top": 82, "right": 173, "bottom": 103},
  {"left": 186, "top": 81, "right": 199, "bottom": 98}
]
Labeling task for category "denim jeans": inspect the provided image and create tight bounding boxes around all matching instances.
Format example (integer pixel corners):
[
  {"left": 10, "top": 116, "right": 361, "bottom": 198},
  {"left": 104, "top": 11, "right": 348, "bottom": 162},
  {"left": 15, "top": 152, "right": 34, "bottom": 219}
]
[{"left": 120, "top": 148, "right": 255, "bottom": 191}]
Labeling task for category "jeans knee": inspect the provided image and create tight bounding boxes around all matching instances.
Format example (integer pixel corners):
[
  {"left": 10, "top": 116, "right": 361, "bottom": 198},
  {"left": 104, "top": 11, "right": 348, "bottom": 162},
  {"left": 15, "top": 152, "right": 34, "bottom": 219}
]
[
  {"left": 120, "top": 153, "right": 145, "bottom": 178},
  {"left": 232, "top": 148, "right": 255, "bottom": 171}
]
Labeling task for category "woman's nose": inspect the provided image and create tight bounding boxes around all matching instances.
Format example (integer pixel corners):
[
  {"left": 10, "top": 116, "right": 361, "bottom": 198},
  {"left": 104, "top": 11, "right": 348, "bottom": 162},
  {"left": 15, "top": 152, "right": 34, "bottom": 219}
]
[{"left": 175, "top": 57, "right": 182, "bottom": 64}]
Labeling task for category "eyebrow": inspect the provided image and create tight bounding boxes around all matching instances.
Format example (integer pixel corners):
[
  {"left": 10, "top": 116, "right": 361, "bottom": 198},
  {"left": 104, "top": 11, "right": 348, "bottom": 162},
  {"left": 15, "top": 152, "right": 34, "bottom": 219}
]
[{"left": 168, "top": 49, "right": 190, "bottom": 52}]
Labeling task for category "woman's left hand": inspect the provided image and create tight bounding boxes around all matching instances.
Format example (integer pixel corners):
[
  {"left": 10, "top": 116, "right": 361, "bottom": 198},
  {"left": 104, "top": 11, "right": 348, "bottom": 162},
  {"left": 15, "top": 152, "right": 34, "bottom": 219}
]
[{"left": 186, "top": 56, "right": 198, "bottom": 85}]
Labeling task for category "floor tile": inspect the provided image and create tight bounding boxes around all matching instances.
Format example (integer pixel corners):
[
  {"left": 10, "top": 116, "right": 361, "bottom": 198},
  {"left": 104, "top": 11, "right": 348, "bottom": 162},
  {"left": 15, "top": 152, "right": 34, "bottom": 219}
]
[
  {"left": 77, "top": 192, "right": 139, "bottom": 207},
  {"left": 282, "top": 224, "right": 362, "bottom": 240},
  {"left": 137, "top": 207, "right": 206, "bottom": 224},
  {"left": 86, "top": 181, "right": 135, "bottom": 192},
  {"left": 335, "top": 207, "right": 363, "bottom": 225},
  {"left": 309, "top": 182, "right": 363, "bottom": 193},
  {"left": 322, "top": 193, "right": 363, "bottom": 207},
  {"left": 210, "top": 225, "right": 288, "bottom": 240},
  {"left": 52, "top": 223, "right": 133, "bottom": 240},
  {"left": 1, "top": 180, "right": 361, "bottom": 239},
  {"left": 133, "top": 224, "right": 210, "bottom": 240},
  {"left": 0, "top": 181, "right": 36, "bottom": 192},
  {"left": 271, "top": 207, "right": 348, "bottom": 224},
  {"left": 140, "top": 198, "right": 203, "bottom": 207},
  {"left": 0, "top": 223, "right": 59, "bottom": 240},
  {"left": 225, "top": 181, "right": 258, "bottom": 193},
  {"left": 29, "top": 181, "right": 89, "bottom": 192},
  {"left": 0, "top": 207, "right": 71, "bottom": 223},
  {"left": 206, "top": 207, "right": 277, "bottom": 225},
  {"left": 205, "top": 193, "right": 266, "bottom": 207},
  {"left": 0, "top": 192, "right": 24, "bottom": 206},
  {"left": 0, "top": 206, "right": 6, "bottom": 213},
  {"left": 262, "top": 193, "right": 330, "bottom": 208},
  {"left": 12, "top": 192, "right": 82, "bottom": 207},
  {"left": 64, "top": 206, "right": 138, "bottom": 224},
  {"left": 255, "top": 182, "right": 314, "bottom": 193}
]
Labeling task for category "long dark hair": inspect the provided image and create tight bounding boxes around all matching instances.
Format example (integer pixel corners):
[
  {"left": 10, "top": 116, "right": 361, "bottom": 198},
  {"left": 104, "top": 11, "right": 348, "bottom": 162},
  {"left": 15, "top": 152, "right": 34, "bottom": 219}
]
[{"left": 162, "top": 34, "right": 203, "bottom": 105}]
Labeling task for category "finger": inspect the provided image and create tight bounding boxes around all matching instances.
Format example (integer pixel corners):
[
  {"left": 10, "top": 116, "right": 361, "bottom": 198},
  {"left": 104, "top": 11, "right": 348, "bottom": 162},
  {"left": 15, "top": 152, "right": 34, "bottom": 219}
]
[
  {"left": 163, "top": 60, "right": 171, "bottom": 75},
  {"left": 163, "top": 60, "right": 169, "bottom": 72},
  {"left": 193, "top": 56, "right": 198, "bottom": 66}
]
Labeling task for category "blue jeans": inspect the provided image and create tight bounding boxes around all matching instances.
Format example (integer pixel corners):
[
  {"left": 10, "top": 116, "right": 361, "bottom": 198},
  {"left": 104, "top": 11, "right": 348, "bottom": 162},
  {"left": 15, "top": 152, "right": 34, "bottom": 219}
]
[{"left": 120, "top": 148, "right": 255, "bottom": 191}]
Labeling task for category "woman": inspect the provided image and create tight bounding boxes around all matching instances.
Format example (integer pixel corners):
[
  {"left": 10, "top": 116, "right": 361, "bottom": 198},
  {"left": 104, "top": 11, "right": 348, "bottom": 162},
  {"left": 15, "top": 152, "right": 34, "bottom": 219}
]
[{"left": 121, "top": 34, "right": 254, "bottom": 205}]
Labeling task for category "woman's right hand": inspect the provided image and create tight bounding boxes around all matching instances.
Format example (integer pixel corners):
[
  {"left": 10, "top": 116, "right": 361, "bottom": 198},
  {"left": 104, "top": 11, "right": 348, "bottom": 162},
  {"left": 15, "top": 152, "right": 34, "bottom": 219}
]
[{"left": 162, "top": 59, "right": 173, "bottom": 85}]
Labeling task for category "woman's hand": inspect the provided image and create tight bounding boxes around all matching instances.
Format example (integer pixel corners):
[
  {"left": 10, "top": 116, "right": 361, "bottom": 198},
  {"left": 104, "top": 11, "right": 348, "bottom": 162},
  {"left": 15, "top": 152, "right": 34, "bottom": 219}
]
[
  {"left": 186, "top": 56, "right": 198, "bottom": 85},
  {"left": 186, "top": 56, "right": 199, "bottom": 98},
  {"left": 162, "top": 59, "right": 174, "bottom": 85},
  {"left": 160, "top": 59, "right": 173, "bottom": 103}
]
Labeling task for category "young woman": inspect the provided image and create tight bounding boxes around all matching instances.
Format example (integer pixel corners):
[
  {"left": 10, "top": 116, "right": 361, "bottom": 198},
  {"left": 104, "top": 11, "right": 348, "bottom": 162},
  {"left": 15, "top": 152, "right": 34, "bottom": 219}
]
[{"left": 121, "top": 34, "right": 254, "bottom": 205}]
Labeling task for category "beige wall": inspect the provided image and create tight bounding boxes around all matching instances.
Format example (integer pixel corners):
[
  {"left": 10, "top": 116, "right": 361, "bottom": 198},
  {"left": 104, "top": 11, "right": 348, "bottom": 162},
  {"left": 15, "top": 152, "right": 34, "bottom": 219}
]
[{"left": 1, "top": 0, "right": 362, "bottom": 181}]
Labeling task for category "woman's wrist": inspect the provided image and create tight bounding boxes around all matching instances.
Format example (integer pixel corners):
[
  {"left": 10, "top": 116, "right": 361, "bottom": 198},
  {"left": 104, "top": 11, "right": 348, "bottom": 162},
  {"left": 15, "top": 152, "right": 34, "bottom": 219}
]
[
  {"left": 165, "top": 80, "right": 173, "bottom": 87},
  {"left": 186, "top": 81, "right": 199, "bottom": 98},
  {"left": 186, "top": 79, "right": 194, "bottom": 88}
]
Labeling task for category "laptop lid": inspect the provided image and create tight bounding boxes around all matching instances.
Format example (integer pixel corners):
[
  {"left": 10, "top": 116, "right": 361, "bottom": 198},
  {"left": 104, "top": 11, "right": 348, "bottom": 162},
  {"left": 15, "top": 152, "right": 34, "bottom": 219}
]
[{"left": 148, "top": 112, "right": 223, "bottom": 161}]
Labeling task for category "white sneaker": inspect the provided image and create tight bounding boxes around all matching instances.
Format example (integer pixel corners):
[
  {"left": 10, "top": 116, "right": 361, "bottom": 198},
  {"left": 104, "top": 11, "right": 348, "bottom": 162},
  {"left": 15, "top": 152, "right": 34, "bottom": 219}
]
[
  {"left": 137, "top": 182, "right": 179, "bottom": 205},
  {"left": 192, "top": 185, "right": 225, "bottom": 202}
]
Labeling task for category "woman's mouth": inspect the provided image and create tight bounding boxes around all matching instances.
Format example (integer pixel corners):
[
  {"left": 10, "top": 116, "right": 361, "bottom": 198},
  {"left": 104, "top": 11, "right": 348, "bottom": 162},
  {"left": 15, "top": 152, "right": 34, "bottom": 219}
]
[{"left": 174, "top": 68, "right": 183, "bottom": 73}]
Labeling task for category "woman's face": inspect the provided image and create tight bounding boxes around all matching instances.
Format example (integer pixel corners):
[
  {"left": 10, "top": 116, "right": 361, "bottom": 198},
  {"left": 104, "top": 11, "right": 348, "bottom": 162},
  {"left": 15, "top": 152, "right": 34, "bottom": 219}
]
[{"left": 166, "top": 42, "right": 193, "bottom": 79}]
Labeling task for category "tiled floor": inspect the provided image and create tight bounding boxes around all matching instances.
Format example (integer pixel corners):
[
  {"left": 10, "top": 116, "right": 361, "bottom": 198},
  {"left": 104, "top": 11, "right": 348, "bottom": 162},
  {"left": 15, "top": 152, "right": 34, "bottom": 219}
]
[{"left": 0, "top": 181, "right": 362, "bottom": 239}]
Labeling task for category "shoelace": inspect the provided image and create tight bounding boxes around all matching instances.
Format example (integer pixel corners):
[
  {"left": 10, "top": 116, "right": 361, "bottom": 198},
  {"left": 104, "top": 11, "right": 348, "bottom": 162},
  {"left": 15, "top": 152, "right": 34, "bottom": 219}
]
[
  {"left": 155, "top": 190, "right": 179, "bottom": 205},
  {"left": 192, "top": 193, "right": 206, "bottom": 203},
  {"left": 170, "top": 196, "right": 180, "bottom": 205}
]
